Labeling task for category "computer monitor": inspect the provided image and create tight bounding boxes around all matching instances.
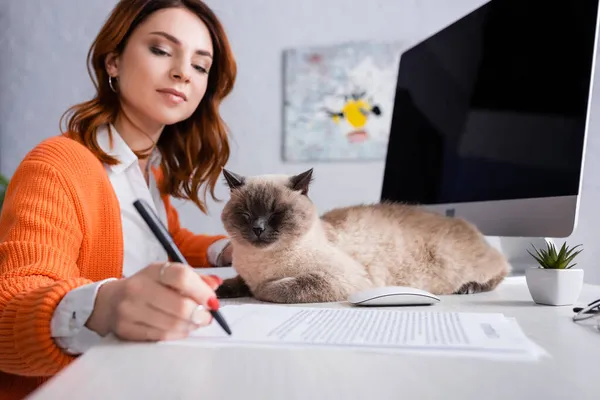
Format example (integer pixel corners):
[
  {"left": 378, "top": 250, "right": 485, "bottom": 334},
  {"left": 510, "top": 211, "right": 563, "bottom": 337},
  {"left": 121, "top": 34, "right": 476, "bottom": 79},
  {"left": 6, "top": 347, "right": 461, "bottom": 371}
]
[{"left": 381, "top": 0, "right": 600, "bottom": 239}]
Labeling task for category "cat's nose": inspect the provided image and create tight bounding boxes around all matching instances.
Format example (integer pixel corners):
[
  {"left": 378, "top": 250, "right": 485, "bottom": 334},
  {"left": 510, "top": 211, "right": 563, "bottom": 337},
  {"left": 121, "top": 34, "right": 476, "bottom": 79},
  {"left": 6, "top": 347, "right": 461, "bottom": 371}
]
[
  {"left": 252, "top": 219, "right": 266, "bottom": 237},
  {"left": 253, "top": 226, "right": 265, "bottom": 237}
]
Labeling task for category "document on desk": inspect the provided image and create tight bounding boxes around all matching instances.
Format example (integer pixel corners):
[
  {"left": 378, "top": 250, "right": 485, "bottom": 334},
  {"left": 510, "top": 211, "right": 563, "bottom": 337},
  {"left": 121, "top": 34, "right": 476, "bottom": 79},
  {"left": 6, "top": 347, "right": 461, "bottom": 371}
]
[{"left": 166, "top": 305, "right": 547, "bottom": 361}]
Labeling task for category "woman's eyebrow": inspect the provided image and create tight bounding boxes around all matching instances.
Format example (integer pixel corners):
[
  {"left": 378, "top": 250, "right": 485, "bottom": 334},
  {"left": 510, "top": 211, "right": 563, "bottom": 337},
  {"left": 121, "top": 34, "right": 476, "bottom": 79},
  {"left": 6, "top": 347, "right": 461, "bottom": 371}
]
[{"left": 149, "top": 31, "right": 213, "bottom": 58}]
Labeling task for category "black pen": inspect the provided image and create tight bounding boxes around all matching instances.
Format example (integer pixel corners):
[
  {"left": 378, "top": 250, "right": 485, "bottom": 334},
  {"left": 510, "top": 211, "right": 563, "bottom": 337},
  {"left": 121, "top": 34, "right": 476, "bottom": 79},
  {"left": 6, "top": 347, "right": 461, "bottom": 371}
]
[{"left": 133, "top": 198, "right": 232, "bottom": 335}]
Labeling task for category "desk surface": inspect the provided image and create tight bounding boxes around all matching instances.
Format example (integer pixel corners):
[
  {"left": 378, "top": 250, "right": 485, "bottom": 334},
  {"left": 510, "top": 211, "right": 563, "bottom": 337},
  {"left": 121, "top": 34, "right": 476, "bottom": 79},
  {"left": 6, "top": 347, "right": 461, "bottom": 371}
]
[{"left": 29, "top": 274, "right": 600, "bottom": 400}]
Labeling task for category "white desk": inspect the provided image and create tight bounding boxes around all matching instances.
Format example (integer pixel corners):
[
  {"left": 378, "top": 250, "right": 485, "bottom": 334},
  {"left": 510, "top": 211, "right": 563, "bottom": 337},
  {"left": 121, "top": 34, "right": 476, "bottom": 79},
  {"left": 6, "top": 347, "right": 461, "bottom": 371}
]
[{"left": 28, "top": 274, "right": 600, "bottom": 400}]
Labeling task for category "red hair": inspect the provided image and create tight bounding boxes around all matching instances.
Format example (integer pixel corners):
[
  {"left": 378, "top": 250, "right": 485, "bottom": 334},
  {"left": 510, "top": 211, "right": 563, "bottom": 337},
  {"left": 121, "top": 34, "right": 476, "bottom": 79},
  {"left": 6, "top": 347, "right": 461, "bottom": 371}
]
[{"left": 60, "top": 0, "right": 236, "bottom": 213}]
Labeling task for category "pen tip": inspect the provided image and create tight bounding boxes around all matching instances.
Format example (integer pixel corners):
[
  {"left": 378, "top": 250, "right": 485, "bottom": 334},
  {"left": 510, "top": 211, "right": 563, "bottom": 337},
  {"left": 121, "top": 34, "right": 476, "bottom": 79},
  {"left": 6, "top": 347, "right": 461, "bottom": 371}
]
[{"left": 212, "top": 310, "right": 232, "bottom": 336}]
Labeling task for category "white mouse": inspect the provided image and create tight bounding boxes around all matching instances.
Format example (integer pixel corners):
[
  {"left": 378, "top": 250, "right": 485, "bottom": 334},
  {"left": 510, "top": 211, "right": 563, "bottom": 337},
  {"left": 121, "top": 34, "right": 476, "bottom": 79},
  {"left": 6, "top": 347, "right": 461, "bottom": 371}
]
[{"left": 347, "top": 286, "right": 440, "bottom": 306}]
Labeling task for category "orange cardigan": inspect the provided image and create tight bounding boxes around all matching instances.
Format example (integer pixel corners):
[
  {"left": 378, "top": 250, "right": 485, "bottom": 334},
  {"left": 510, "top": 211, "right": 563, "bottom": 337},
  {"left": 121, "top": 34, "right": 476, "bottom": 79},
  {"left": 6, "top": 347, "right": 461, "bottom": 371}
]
[{"left": 0, "top": 136, "right": 226, "bottom": 399}]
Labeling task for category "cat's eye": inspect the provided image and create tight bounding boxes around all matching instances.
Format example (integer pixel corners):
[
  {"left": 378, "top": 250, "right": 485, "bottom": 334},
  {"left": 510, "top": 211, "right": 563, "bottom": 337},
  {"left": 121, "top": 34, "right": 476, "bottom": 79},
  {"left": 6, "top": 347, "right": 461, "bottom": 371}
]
[
  {"left": 270, "top": 211, "right": 284, "bottom": 221},
  {"left": 241, "top": 212, "right": 251, "bottom": 220}
]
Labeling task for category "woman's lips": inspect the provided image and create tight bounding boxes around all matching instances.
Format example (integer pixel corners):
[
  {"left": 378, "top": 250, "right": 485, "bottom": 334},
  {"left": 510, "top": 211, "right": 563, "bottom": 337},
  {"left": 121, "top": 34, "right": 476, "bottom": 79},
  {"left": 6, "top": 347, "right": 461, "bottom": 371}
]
[{"left": 157, "top": 88, "right": 187, "bottom": 104}]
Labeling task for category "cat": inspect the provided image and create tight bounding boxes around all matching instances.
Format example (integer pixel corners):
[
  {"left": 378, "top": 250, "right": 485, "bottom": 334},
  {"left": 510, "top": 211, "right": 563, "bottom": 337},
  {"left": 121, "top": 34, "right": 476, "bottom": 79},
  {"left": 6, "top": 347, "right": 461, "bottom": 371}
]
[{"left": 215, "top": 168, "right": 511, "bottom": 304}]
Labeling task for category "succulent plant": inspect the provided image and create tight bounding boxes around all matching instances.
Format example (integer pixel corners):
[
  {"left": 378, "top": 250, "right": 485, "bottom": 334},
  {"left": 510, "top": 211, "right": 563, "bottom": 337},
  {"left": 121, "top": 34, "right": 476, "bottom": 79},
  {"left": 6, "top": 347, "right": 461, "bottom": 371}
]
[{"left": 527, "top": 241, "right": 583, "bottom": 270}]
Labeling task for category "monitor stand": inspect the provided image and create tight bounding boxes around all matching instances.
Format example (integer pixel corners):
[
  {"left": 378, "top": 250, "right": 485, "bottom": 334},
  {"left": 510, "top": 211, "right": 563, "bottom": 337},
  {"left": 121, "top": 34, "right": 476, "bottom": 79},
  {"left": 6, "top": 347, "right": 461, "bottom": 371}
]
[{"left": 485, "top": 236, "right": 558, "bottom": 276}]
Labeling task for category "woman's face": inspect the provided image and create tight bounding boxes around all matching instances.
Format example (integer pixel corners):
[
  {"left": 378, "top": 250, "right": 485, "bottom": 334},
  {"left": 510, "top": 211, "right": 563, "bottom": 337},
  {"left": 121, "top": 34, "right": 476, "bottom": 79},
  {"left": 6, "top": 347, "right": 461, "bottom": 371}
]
[{"left": 106, "top": 7, "right": 214, "bottom": 127}]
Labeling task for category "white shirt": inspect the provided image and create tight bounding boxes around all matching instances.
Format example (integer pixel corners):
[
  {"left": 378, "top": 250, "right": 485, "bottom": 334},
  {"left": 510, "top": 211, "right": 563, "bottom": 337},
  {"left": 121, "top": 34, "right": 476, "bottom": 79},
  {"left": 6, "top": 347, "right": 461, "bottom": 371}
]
[{"left": 50, "top": 125, "right": 229, "bottom": 354}]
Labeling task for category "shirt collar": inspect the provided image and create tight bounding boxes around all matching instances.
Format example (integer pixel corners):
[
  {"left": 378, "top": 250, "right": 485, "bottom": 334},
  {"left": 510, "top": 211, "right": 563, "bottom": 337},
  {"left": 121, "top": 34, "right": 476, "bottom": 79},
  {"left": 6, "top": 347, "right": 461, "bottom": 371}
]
[{"left": 96, "top": 124, "right": 161, "bottom": 173}]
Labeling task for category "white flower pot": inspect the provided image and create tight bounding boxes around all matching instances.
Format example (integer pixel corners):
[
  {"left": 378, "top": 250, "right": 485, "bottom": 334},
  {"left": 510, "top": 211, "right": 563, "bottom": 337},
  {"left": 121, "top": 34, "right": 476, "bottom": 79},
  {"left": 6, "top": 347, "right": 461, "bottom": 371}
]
[{"left": 525, "top": 268, "right": 584, "bottom": 306}]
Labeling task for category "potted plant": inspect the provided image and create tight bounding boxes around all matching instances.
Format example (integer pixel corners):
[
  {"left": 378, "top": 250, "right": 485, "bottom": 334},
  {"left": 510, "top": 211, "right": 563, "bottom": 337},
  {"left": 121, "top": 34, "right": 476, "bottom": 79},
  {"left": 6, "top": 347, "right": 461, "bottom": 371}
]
[
  {"left": 0, "top": 173, "right": 8, "bottom": 212},
  {"left": 525, "top": 241, "right": 584, "bottom": 306}
]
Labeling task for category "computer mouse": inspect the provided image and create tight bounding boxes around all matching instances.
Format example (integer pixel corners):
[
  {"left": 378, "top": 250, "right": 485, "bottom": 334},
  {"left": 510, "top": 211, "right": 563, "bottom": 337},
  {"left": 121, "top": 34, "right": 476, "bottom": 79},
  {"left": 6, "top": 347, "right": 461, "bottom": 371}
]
[{"left": 347, "top": 286, "right": 440, "bottom": 306}]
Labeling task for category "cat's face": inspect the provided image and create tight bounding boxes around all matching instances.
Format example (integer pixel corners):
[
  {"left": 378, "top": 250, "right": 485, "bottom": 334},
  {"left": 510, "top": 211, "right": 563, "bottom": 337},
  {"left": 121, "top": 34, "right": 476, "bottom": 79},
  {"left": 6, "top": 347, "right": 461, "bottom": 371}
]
[{"left": 220, "top": 168, "right": 317, "bottom": 248}]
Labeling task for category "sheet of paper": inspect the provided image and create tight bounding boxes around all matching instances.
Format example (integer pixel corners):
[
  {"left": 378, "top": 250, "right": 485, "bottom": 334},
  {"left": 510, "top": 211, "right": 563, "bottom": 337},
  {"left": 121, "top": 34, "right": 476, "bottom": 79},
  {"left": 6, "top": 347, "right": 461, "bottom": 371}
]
[{"left": 162, "top": 305, "right": 546, "bottom": 360}]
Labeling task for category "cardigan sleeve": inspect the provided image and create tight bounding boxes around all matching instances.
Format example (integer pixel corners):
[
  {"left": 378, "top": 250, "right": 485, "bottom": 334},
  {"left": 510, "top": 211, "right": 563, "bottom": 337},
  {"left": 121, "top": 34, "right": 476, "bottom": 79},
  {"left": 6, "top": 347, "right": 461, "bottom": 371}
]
[
  {"left": 0, "top": 160, "right": 92, "bottom": 377},
  {"left": 162, "top": 194, "right": 228, "bottom": 268}
]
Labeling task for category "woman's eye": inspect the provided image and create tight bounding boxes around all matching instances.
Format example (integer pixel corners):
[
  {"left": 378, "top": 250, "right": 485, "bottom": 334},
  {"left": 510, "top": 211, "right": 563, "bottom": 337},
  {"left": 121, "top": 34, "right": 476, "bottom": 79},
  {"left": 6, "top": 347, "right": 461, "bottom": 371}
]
[
  {"left": 150, "top": 46, "right": 207, "bottom": 74},
  {"left": 193, "top": 64, "right": 208, "bottom": 74},
  {"left": 150, "top": 46, "right": 169, "bottom": 56}
]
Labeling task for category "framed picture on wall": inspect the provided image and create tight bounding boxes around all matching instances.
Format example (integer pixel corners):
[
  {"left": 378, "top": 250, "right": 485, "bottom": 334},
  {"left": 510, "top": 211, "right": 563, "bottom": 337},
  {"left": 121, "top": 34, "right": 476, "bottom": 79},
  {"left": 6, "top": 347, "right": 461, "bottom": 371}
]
[{"left": 282, "top": 40, "right": 406, "bottom": 162}]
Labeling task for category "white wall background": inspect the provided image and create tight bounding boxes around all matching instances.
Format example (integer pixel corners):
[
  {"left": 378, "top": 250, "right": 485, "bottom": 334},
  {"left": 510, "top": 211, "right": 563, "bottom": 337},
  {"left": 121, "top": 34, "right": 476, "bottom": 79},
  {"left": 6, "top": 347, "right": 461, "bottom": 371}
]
[{"left": 2, "top": 0, "right": 600, "bottom": 284}]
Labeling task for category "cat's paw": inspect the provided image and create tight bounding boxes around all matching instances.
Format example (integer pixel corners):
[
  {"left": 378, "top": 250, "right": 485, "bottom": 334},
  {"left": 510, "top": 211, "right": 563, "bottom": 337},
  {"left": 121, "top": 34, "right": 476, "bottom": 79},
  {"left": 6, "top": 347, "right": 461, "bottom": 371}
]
[
  {"left": 254, "top": 273, "right": 339, "bottom": 303},
  {"left": 215, "top": 275, "right": 253, "bottom": 298},
  {"left": 454, "top": 274, "right": 506, "bottom": 295},
  {"left": 454, "top": 281, "right": 484, "bottom": 295}
]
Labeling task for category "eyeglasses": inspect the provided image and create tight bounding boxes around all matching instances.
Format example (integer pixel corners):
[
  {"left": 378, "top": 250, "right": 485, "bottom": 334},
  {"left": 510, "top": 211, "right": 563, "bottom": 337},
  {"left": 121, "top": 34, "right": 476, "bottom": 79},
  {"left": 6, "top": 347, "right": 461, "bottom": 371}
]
[{"left": 572, "top": 298, "right": 600, "bottom": 328}]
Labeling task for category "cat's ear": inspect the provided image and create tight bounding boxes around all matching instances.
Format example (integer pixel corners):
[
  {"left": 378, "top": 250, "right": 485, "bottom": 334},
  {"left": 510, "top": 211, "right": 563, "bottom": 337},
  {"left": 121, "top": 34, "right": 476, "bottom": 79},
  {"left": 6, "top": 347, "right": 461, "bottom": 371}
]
[
  {"left": 289, "top": 168, "right": 313, "bottom": 195},
  {"left": 222, "top": 168, "right": 245, "bottom": 190}
]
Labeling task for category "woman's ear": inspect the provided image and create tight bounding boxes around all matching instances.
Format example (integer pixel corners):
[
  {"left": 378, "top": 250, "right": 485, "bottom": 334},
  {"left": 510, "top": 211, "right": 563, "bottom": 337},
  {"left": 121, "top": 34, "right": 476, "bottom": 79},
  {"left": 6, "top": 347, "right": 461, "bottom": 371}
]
[{"left": 104, "top": 51, "right": 120, "bottom": 78}]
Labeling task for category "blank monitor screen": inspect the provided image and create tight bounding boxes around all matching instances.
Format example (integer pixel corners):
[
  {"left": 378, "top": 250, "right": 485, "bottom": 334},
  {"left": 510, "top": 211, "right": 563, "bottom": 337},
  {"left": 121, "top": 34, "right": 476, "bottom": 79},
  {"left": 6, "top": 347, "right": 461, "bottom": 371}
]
[{"left": 381, "top": 0, "right": 599, "bottom": 206}]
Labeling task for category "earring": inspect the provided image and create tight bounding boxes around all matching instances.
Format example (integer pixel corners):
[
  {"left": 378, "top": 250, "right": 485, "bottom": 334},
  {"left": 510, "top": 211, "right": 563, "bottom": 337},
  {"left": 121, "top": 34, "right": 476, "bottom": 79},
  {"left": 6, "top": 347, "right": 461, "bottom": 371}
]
[{"left": 108, "top": 76, "right": 117, "bottom": 93}]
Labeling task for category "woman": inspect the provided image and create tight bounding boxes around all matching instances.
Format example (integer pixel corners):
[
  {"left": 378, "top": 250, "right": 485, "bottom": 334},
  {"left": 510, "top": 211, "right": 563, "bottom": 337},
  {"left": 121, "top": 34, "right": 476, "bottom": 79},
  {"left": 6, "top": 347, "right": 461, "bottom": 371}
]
[{"left": 0, "top": 0, "right": 237, "bottom": 398}]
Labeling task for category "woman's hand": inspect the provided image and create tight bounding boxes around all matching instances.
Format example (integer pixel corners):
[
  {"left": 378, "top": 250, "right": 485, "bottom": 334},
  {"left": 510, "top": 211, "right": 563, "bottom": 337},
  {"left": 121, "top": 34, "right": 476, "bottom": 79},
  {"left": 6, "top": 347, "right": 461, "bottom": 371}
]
[
  {"left": 86, "top": 261, "right": 222, "bottom": 342},
  {"left": 217, "top": 242, "right": 233, "bottom": 266}
]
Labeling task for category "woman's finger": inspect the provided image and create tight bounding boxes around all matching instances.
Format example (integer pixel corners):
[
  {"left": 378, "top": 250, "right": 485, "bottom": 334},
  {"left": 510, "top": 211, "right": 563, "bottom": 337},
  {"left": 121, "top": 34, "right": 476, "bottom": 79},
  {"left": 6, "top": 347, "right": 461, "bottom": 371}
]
[
  {"left": 139, "top": 302, "right": 207, "bottom": 333},
  {"left": 144, "top": 278, "right": 202, "bottom": 321},
  {"left": 201, "top": 274, "right": 222, "bottom": 289},
  {"left": 158, "top": 262, "right": 219, "bottom": 310},
  {"left": 114, "top": 320, "right": 191, "bottom": 342}
]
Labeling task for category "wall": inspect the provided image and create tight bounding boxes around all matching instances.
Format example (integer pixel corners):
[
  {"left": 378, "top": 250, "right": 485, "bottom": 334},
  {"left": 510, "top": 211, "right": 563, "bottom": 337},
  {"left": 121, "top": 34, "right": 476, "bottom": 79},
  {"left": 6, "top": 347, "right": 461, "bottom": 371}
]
[
  {"left": 2, "top": 0, "right": 600, "bottom": 284},
  {"left": 191, "top": 0, "right": 489, "bottom": 228}
]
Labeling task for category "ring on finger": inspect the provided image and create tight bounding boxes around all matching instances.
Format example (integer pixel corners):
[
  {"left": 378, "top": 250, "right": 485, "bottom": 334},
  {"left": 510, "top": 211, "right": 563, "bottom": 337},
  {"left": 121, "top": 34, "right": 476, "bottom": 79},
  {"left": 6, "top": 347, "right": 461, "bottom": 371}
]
[
  {"left": 190, "top": 304, "right": 209, "bottom": 325},
  {"left": 159, "top": 261, "right": 171, "bottom": 283}
]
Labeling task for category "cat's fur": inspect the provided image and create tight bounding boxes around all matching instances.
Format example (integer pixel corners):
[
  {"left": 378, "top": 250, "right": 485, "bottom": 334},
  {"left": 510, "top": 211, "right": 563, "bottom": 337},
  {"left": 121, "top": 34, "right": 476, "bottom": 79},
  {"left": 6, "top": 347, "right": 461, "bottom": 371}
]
[{"left": 216, "top": 168, "right": 511, "bottom": 304}]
